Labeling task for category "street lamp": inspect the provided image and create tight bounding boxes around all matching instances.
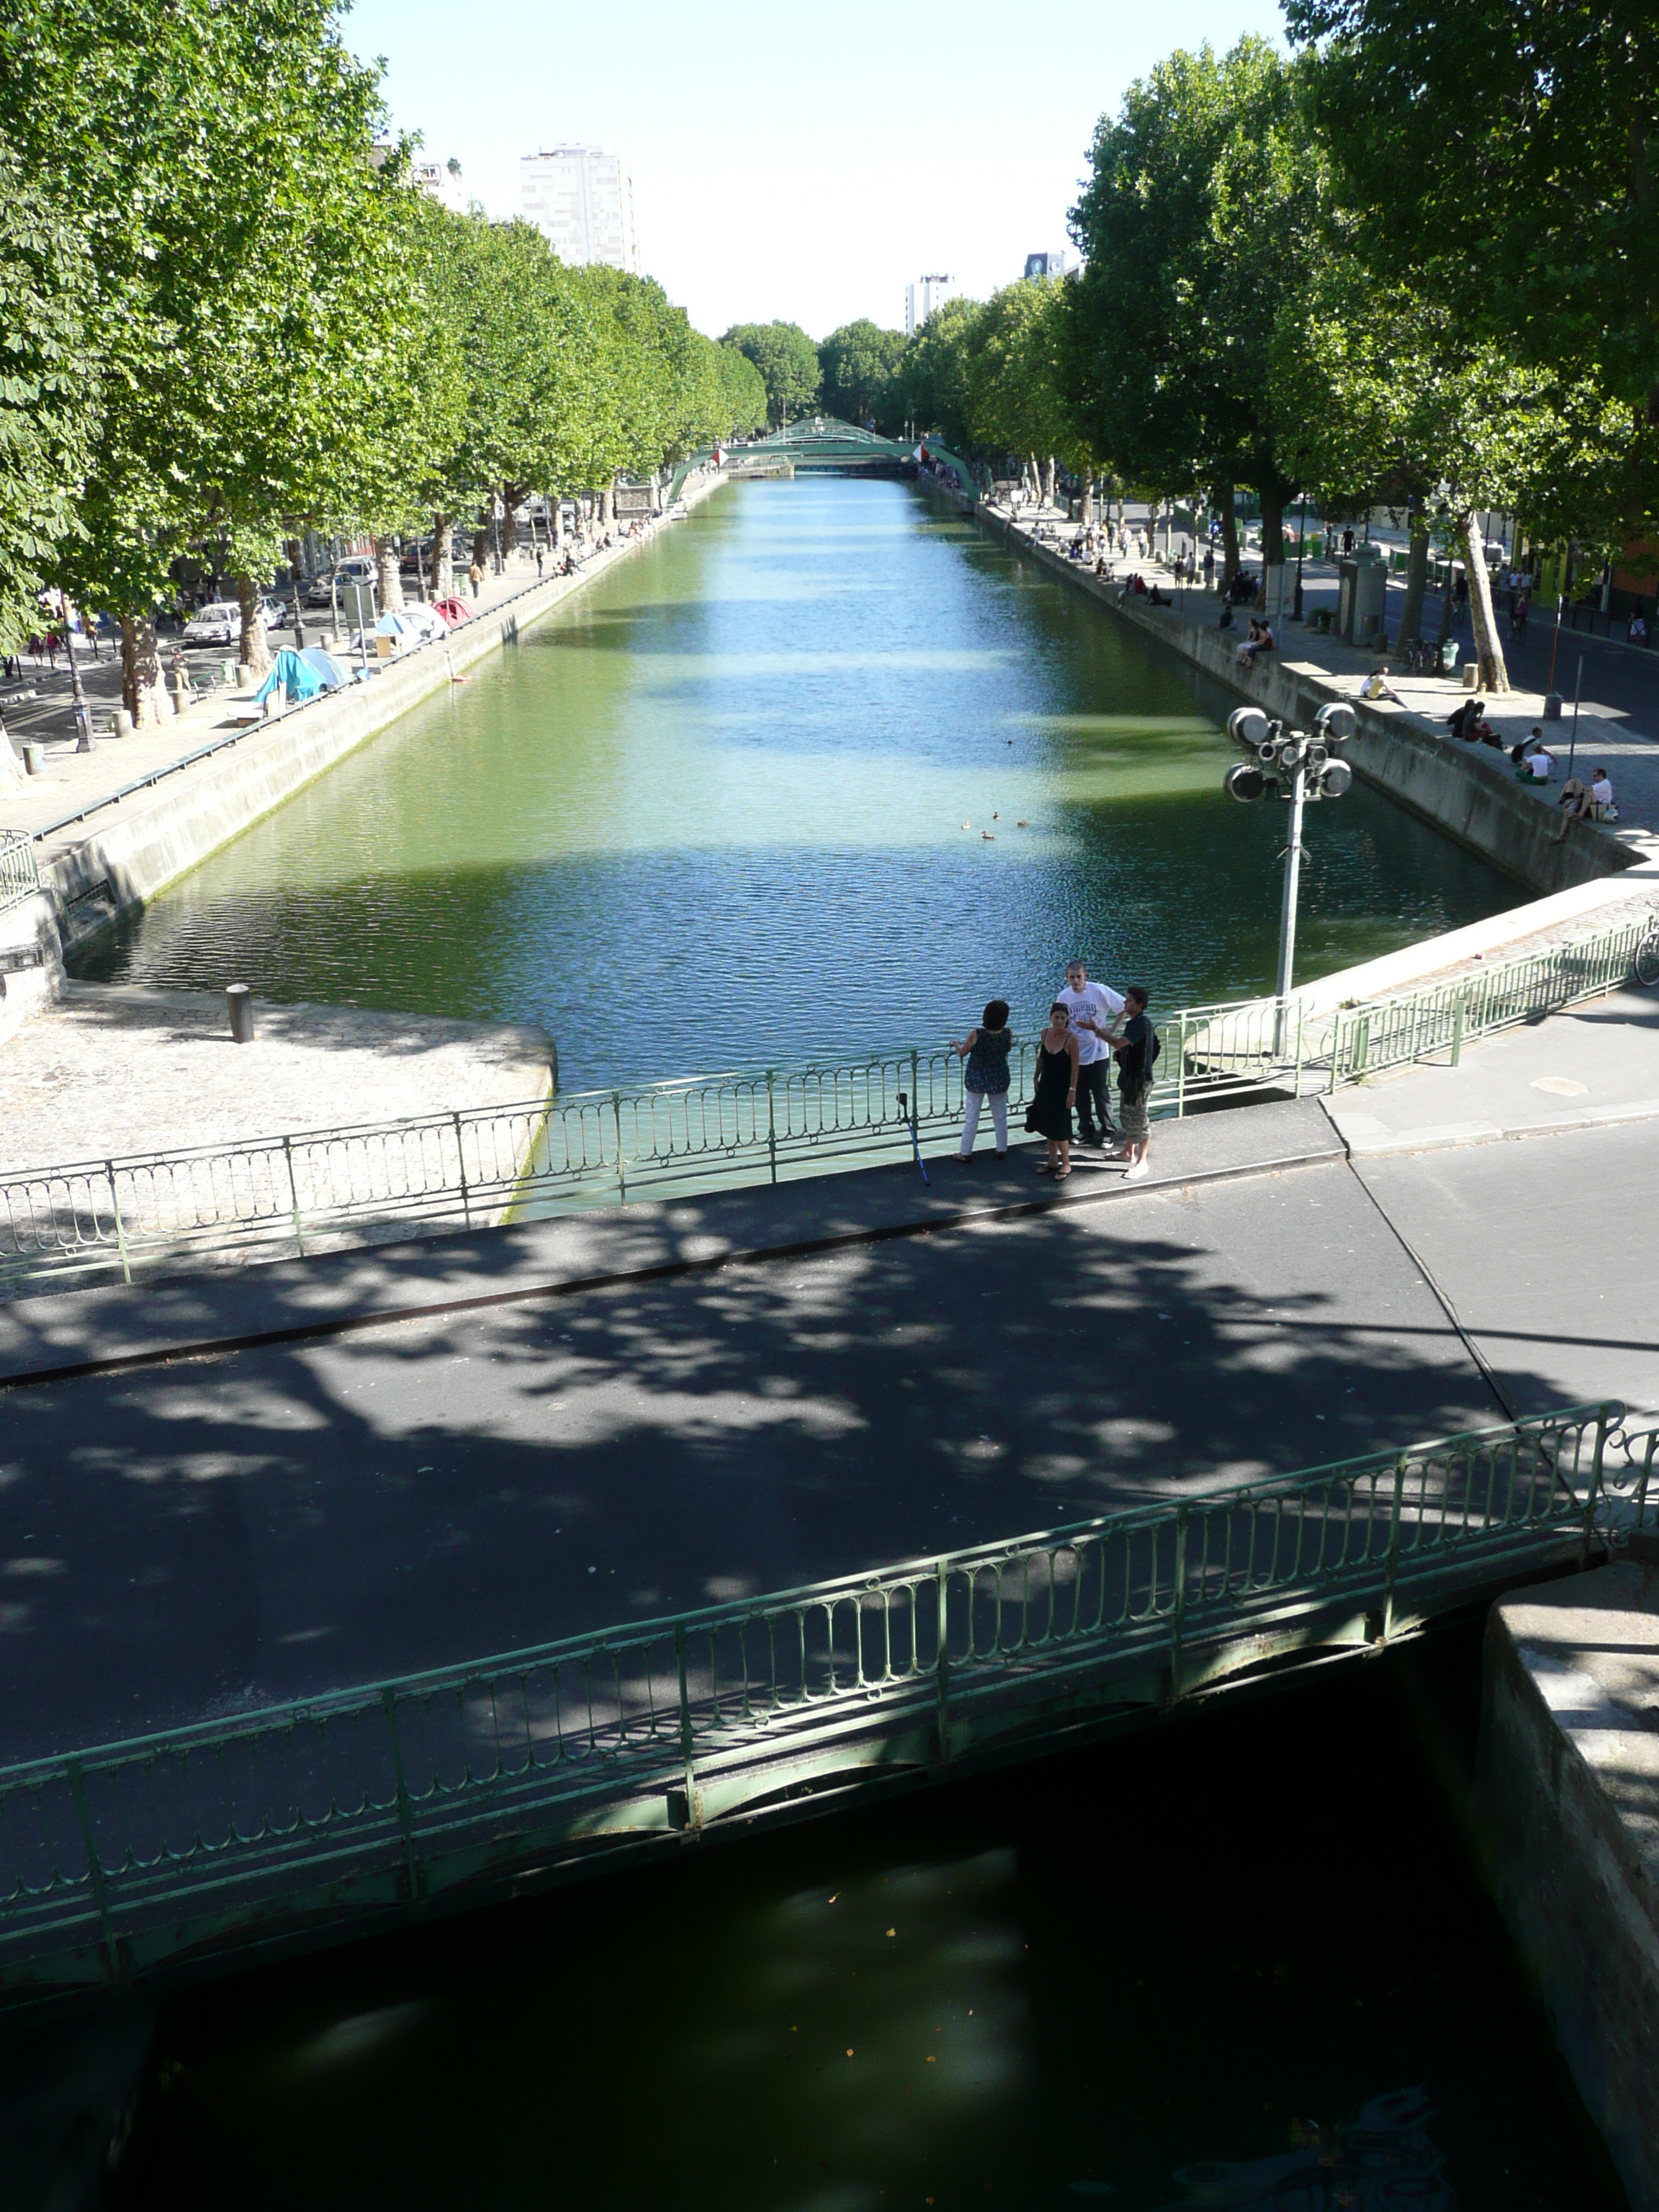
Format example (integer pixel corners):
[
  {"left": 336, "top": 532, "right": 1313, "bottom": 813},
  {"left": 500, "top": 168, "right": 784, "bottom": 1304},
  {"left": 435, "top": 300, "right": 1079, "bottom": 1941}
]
[
  {"left": 1224, "top": 701, "right": 1355, "bottom": 1053},
  {"left": 1292, "top": 495, "right": 1308, "bottom": 622}
]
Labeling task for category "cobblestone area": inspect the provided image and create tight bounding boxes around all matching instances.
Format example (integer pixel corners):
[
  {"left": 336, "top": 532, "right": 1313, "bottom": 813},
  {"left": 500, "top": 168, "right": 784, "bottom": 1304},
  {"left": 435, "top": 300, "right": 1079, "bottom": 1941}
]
[{"left": 0, "top": 984, "right": 554, "bottom": 1174}]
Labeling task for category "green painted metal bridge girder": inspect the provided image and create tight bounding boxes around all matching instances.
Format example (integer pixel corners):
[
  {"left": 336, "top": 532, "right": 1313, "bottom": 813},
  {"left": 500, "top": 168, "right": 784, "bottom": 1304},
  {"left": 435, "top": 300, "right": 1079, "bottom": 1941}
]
[{"left": 738, "top": 415, "right": 914, "bottom": 469}]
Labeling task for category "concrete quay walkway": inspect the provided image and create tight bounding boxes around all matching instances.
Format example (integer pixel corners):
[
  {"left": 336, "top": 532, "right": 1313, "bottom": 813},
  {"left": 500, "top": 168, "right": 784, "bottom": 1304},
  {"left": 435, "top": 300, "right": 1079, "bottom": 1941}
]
[
  {"left": 4, "top": 984, "right": 1658, "bottom": 1766},
  {"left": 986, "top": 500, "right": 1659, "bottom": 845},
  {"left": 0, "top": 472, "right": 729, "bottom": 897}
]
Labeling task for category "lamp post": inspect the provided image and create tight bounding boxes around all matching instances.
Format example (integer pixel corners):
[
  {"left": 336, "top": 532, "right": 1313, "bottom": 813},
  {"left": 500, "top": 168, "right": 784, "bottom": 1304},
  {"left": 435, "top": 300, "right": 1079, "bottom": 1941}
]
[
  {"left": 1293, "top": 495, "right": 1308, "bottom": 622},
  {"left": 1224, "top": 701, "right": 1356, "bottom": 1056}
]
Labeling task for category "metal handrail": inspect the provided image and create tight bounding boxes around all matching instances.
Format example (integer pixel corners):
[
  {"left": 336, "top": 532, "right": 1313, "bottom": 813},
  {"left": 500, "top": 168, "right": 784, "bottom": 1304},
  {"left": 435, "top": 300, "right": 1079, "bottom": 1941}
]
[
  {"left": 0, "top": 912, "right": 1645, "bottom": 1292},
  {"left": 0, "top": 830, "right": 38, "bottom": 913},
  {"left": 0, "top": 1401, "right": 1620, "bottom": 1986}
]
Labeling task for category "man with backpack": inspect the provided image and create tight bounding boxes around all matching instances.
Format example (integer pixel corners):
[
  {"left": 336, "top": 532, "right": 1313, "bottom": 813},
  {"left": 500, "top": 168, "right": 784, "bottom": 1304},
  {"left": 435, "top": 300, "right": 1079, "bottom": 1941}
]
[{"left": 1104, "top": 987, "right": 1158, "bottom": 1182}]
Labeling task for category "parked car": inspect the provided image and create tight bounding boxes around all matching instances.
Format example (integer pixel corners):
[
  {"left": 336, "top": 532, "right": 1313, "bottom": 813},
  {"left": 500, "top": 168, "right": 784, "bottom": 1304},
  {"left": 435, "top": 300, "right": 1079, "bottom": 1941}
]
[
  {"left": 305, "top": 556, "right": 379, "bottom": 610},
  {"left": 182, "top": 601, "right": 242, "bottom": 646}
]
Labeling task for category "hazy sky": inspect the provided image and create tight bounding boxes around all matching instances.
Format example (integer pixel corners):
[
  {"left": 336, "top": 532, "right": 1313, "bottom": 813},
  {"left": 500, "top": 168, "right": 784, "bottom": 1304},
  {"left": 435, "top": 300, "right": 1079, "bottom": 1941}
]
[{"left": 341, "top": 0, "right": 1287, "bottom": 342}]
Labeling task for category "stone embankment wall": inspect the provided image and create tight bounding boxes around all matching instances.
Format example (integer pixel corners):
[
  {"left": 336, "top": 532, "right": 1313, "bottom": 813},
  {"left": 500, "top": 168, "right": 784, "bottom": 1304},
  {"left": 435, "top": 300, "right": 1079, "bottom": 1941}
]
[
  {"left": 955, "top": 490, "right": 1630, "bottom": 900},
  {"left": 1477, "top": 1564, "right": 1659, "bottom": 2212},
  {"left": 45, "top": 471, "right": 731, "bottom": 947}
]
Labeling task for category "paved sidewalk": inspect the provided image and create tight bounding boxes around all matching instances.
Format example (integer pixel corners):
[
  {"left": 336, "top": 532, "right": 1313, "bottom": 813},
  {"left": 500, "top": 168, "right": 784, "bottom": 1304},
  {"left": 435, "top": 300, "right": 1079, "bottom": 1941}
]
[{"left": 1325, "top": 989, "right": 1659, "bottom": 1157}]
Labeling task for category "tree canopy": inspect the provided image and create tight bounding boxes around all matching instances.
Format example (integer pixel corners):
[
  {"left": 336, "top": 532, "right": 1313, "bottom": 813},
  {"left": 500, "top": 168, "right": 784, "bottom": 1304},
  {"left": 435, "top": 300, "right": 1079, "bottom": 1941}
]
[
  {"left": 818, "top": 320, "right": 907, "bottom": 431},
  {"left": 720, "top": 321, "right": 821, "bottom": 427}
]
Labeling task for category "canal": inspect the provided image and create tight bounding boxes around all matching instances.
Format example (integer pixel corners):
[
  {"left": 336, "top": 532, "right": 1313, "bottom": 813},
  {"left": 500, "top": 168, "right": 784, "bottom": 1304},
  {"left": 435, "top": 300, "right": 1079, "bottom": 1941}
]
[
  {"left": 107, "top": 1631, "right": 1624, "bottom": 2209},
  {"left": 76, "top": 478, "right": 1519, "bottom": 1094}
]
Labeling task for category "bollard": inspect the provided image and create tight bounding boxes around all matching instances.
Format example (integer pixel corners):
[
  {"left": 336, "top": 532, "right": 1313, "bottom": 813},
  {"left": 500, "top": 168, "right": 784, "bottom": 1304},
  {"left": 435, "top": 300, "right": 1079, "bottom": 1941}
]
[
  {"left": 1542, "top": 693, "right": 1563, "bottom": 721},
  {"left": 226, "top": 984, "right": 255, "bottom": 1043},
  {"left": 21, "top": 744, "right": 41, "bottom": 775},
  {"left": 114, "top": 708, "right": 135, "bottom": 737},
  {"left": 237, "top": 661, "right": 254, "bottom": 689},
  {"left": 1461, "top": 662, "right": 1479, "bottom": 689}
]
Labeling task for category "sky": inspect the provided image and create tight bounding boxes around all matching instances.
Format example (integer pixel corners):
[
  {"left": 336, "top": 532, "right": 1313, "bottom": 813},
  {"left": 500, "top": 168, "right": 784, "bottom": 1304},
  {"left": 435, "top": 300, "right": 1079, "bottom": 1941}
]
[{"left": 341, "top": 0, "right": 1287, "bottom": 343}]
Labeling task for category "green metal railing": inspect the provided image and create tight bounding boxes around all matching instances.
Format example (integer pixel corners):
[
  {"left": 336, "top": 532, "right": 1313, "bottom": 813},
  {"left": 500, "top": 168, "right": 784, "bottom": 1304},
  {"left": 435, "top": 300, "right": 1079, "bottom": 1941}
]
[
  {"left": 0, "top": 830, "right": 39, "bottom": 914},
  {"left": 0, "top": 1403, "right": 1624, "bottom": 1992},
  {"left": 0, "top": 913, "right": 1645, "bottom": 1293}
]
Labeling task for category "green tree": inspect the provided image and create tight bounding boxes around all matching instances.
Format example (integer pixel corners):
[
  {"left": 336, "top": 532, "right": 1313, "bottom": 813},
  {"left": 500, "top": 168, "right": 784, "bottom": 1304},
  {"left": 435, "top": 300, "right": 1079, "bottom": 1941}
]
[
  {"left": 0, "top": 135, "right": 98, "bottom": 657},
  {"left": 894, "top": 297, "right": 984, "bottom": 452},
  {"left": 1, "top": 0, "right": 428, "bottom": 706},
  {"left": 713, "top": 342, "right": 768, "bottom": 438},
  {"left": 1271, "top": 266, "right": 1655, "bottom": 688},
  {"left": 1287, "top": 0, "right": 1659, "bottom": 426},
  {"left": 1067, "top": 38, "right": 1328, "bottom": 606},
  {"left": 818, "top": 320, "right": 907, "bottom": 430},
  {"left": 966, "top": 278, "right": 1088, "bottom": 503},
  {"left": 720, "top": 320, "right": 821, "bottom": 428}
]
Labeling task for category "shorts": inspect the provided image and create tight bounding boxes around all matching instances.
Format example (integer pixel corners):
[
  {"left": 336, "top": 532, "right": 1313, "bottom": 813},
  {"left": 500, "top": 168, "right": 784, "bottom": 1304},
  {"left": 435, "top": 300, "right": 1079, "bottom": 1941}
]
[{"left": 1118, "top": 1084, "right": 1150, "bottom": 1143}]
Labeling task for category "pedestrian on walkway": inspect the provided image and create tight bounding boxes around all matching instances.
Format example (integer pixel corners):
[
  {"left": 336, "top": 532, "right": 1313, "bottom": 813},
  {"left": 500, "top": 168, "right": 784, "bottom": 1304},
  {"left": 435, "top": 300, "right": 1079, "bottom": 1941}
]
[
  {"left": 1202, "top": 546, "right": 1215, "bottom": 587},
  {"left": 468, "top": 561, "right": 482, "bottom": 601},
  {"left": 1104, "top": 987, "right": 1157, "bottom": 1181},
  {"left": 536, "top": 547, "right": 545, "bottom": 578},
  {"left": 1058, "top": 959, "right": 1124, "bottom": 1151},
  {"left": 1629, "top": 611, "right": 1649, "bottom": 647},
  {"left": 950, "top": 998, "right": 1012, "bottom": 1164},
  {"left": 1025, "top": 1002, "right": 1080, "bottom": 1178}
]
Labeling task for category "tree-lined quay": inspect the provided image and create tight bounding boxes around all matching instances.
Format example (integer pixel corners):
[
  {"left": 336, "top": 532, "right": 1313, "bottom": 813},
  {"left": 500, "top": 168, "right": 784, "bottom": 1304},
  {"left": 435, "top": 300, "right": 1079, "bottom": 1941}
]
[{"left": 0, "top": 2, "right": 768, "bottom": 732}]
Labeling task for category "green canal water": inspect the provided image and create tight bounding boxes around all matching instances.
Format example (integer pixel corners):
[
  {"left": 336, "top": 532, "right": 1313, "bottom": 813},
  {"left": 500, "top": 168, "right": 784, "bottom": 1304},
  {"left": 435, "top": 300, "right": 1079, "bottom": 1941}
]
[
  {"left": 76, "top": 478, "right": 1517, "bottom": 1093},
  {"left": 112, "top": 1635, "right": 1624, "bottom": 2210}
]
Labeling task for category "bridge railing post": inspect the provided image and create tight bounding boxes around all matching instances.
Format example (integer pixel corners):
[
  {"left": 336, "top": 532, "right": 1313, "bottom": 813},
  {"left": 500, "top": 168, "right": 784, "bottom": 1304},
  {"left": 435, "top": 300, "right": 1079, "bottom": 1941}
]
[
  {"left": 1381, "top": 1458, "right": 1408, "bottom": 1642},
  {"left": 1169, "top": 1506, "right": 1190, "bottom": 1699}
]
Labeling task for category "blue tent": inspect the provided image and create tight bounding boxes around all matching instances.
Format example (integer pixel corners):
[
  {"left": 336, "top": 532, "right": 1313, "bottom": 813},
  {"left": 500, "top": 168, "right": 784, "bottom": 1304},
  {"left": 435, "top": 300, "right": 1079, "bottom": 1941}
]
[
  {"left": 253, "top": 649, "right": 326, "bottom": 706},
  {"left": 298, "top": 647, "right": 350, "bottom": 691}
]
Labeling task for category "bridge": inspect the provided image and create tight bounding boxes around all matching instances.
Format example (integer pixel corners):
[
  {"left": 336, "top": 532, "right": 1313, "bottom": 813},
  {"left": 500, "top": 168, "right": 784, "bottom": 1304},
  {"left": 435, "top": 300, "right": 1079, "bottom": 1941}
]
[
  {"left": 733, "top": 416, "right": 913, "bottom": 472},
  {"left": 1, "top": 1395, "right": 1653, "bottom": 2000}
]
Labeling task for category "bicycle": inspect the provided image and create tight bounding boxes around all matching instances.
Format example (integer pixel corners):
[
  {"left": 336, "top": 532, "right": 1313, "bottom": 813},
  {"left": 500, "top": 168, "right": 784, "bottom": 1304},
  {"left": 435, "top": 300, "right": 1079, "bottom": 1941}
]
[{"left": 1636, "top": 909, "right": 1659, "bottom": 989}]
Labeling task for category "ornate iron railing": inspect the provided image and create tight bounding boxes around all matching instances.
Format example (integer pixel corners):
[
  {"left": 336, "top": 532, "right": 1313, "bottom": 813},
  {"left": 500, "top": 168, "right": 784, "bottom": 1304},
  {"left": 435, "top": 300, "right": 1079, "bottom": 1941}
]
[
  {"left": 0, "top": 914, "right": 1644, "bottom": 1292},
  {"left": 0, "top": 1402, "right": 1620, "bottom": 1991}
]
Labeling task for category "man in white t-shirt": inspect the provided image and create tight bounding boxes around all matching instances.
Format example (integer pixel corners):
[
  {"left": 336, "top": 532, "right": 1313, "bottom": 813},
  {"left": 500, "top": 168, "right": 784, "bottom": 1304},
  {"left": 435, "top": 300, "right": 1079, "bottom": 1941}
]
[{"left": 1059, "top": 958, "right": 1126, "bottom": 1149}]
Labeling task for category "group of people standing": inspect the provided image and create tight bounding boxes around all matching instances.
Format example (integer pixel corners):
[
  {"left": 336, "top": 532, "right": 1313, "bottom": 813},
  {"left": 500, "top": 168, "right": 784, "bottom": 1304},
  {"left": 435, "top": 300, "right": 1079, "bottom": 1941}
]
[{"left": 950, "top": 961, "right": 1156, "bottom": 1184}]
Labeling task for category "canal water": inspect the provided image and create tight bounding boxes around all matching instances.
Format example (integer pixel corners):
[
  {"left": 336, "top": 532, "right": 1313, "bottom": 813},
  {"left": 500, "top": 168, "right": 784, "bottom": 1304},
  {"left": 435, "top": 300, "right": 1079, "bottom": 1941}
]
[
  {"left": 76, "top": 480, "right": 1518, "bottom": 1094},
  {"left": 111, "top": 1632, "right": 1624, "bottom": 2210}
]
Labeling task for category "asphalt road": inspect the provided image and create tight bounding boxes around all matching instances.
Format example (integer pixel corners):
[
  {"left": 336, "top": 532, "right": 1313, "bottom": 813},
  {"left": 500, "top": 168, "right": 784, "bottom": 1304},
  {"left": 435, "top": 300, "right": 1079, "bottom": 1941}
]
[{"left": 0, "top": 1151, "right": 1498, "bottom": 1761}]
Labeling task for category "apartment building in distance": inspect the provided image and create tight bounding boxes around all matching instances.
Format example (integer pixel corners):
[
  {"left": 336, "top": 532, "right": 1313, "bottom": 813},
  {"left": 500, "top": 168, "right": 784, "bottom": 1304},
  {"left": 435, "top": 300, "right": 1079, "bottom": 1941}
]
[
  {"left": 904, "top": 274, "right": 956, "bottom": 337},
  {"left": 520, "top": 145, "right": 639, "bottom": 271}
]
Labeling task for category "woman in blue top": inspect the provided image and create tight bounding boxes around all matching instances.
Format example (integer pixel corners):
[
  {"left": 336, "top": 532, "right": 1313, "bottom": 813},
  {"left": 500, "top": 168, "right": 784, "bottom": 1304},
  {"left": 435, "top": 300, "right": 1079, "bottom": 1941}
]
[{"left": 950, "top": 998, "right": 1012, "bottom": 1163}]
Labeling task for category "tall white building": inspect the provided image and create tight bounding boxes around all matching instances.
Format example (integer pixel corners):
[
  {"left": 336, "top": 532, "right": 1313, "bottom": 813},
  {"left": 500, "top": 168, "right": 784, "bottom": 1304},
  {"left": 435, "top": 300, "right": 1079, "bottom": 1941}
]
[
  {"left": 905, "top": 274, "right": 956, "bottom": 338},
  {"left": 520, "top": 146, "right": 639, "bottom": 271}
]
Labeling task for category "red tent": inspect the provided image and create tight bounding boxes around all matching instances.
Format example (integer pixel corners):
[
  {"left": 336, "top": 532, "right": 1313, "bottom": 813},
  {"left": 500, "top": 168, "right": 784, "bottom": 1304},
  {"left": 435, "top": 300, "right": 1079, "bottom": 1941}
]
[{"left": 432, "top": 597, "right": 472, "bottom": 627}]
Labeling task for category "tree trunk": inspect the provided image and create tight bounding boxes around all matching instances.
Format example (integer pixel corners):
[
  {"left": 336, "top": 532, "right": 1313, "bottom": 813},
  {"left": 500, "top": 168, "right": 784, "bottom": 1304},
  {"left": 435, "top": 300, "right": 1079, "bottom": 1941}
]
[
  {"left": 1041, "top": 456, "right": 1056, "bottom": 508},
  {"left": 1258, "top": 483, "right": 1289, "bottom": 622},
  {"left": 121, "top": 613, "right": 165, "bottom": 724},
  {"left": 552, "top": 502, "right": 565, "bottom": 551},
  {"left": 472, "top": 508, "right": 494, "bottom": 573},
  {"left": 599, "top": 485, "right": 614, "bottom": 530},
  {"left": 1462, "top": 509, "right": 1511, "bottom": 692},
  {"left": 1397, "top": 519, "right": 1431, "bottom": 650},
  {"left": 235, "top": 575, "right": 271, "bottom": 678},
  {"left": 374, "top": 539, "right": 405, "bottom": 613},
  {"left": 432, "top": 516, "right": 454, "bottom": 599},
  {"left": 1080, "top": 474, "right": 1094, "bottom": 527},
  {"left": 1215, "top": 485, "right": 1241, "bottom": 589},
  {"left": 501, "top": 485, "right": 529, "bottom": 565}
]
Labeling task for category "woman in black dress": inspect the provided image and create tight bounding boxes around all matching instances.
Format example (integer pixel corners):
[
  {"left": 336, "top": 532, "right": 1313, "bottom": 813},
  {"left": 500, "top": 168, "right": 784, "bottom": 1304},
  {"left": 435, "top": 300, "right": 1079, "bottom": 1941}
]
[{"left": 1024, "top": 1000, "right": 1080, "bottom": 1179}]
